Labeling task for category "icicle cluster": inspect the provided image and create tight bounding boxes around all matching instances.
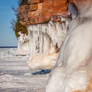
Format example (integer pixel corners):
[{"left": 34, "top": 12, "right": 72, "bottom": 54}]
[
  {"left": 27, "top": 18, "right": 68, "bottom": 70},
  {"left": 17, "top": 32, "right": 29, "bottom": 55},
  {"left": 27, "top": 20, "right": 68, "bottom": 55}
]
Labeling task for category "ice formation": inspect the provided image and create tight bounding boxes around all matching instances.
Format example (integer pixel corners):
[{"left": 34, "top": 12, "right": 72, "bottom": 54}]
[
  {"left": 46, "top": 1, "right": 92, "bottom": 92},
  {"left": 17, "top": 32, "right": 29, "bottom": 55},
  {"left": 27, "top": 18, "right": 68, "bottom": 71}
]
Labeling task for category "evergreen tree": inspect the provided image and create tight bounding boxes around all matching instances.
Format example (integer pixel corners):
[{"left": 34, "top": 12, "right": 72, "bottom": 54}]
[
  {"left": 14, "top": 19, "right": 28, "bottom": 38},
  {"left": 11, "top": 0, "right": 28, "bottom": 38}
]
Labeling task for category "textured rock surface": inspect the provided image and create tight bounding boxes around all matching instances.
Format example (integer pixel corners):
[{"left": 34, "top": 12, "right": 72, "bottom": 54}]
[{"left": 18, "top": 0, "right": 68, "bottom": 25}]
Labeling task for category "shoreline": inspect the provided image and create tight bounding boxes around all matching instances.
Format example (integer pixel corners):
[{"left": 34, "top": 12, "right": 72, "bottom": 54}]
[{"left": 0, "top": 46, "right": 17, "bottom": 48}]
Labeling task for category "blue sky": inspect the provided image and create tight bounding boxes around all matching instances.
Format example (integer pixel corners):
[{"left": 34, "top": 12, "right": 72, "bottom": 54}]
[{"left": 0, "top": 0, "right": 19, "bottom": 46}]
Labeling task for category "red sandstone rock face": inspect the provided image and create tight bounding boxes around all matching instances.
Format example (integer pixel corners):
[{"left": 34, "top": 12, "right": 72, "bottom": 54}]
[
  {"left": 18, "top": 0, "right": 68, "bottom": 25},
  {"left": 18, "top": 0, "right": 92, "bottom": 25}
]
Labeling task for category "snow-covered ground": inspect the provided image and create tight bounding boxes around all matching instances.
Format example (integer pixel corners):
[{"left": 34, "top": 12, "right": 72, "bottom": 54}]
[
  {"left": 0, "top": 48, "right": 49, "bottom": 92},
  {"left": 0, "top": 48, "right": 29, "bottom": 60}
]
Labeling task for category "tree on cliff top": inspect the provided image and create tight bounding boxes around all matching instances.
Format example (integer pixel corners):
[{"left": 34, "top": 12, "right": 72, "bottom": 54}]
[
  {"left": 18, "top": 0, "right": 28, "bottom": 5},
  {"left": 11, "top": 19, "right": 28, "bottom": 38},
  {"left": 16, "top": 20, "right": 28, "bottom": 38},
  {"left": 11, "top": 0, "right": 28, "bottom": 38}
]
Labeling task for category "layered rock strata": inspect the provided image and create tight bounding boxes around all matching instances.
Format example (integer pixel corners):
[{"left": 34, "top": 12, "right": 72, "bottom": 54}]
[{"left": 18, "top": 0, "right": 68, "bottom": 25}]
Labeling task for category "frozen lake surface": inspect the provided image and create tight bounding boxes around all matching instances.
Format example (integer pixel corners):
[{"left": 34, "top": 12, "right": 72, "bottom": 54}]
[{"left": 0, "top": 48, "right": 49, "bottom": 92}]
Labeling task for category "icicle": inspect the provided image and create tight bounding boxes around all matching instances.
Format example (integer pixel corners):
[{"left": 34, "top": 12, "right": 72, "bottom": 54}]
[
  {"left": 39, "top": 31, "right": 42, "bottom": 54},
  {"left": 43, "top": 33, "right": 51, "bottom": 55},
  {"left": 48, "top": 21, "right": 57, "bottom": 46},
  {"left": 36, "top": 28, "right": 39, "bottom": 53},
  {"left": 17, "top": 32, "right": 30, "bottom": 55},
  {"left": 55, "top": 22, "right": 63, "bottom": 48},
  {"left": 42, "top": 32, "right": 44, "bottom": 54},
  {"left": 27, "top": 18, "right": 68, "bottom": 63},
  {"left": 29, "top": 31, "right": 33, "bottom": 57},
  {"left": 33, "top": 31, "right": 36, "bottom": 55},
  {"left": 27, "top": 25, "right": 33, "bottom": 31},
  {"left": 41, "top": 24, "right": 48, "bottom": 33}
]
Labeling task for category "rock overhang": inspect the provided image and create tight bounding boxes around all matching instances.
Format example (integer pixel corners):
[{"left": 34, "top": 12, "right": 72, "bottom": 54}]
[{"left": 18, "top": 0, "right": 69, "bottom": 26}]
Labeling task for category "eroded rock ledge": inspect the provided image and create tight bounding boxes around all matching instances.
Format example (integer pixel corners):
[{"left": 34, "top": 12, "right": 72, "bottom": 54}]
[{"left": 18, "top": 0, "right": 68, "bottom": 25}]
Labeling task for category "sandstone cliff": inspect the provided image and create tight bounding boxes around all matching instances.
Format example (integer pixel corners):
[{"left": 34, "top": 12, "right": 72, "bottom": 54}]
[
  {"left": 17, "top": 0, "right": 92, "bottom": 92},
  {"left": 18, "top": 0, "right": 68, "bottom": 25},
  {"left": 17, "top": 0, "right": 69, "bottom": 71}
]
